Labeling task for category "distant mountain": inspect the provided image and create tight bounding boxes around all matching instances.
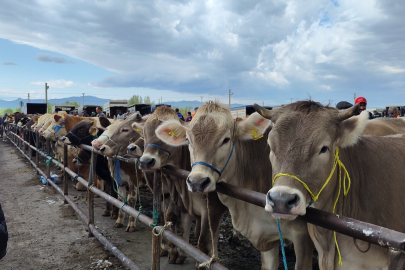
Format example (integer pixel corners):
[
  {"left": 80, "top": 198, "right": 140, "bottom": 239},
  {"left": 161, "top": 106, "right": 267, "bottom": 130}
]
[{"left": 0, "top": 96, "right": 246, "bottom": 110}]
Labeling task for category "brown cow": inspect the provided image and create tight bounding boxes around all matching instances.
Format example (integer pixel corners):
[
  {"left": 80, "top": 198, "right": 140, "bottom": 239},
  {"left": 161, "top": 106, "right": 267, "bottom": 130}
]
[
  {"left": 254, "top": 101, "right": 405, "bottom": 269},
  {"left": 133, "top": 106, "right": 228, "bottom": 266},
  {"left": 156, "top": 102, "right": 314, "bottom": 270}
]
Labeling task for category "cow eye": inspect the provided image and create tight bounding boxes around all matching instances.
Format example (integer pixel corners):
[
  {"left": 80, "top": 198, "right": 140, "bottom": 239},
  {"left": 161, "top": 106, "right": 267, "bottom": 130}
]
[
  {"left": 320, "top": 146, "right": 329, "bottom": 154},
  {"left": 222, "top": 138, "right": 230, "bottom": 146}
]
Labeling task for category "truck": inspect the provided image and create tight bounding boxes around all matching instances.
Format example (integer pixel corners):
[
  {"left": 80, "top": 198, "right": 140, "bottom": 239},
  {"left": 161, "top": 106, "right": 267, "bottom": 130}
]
[
  {"left": 230, "top": 105, "right": 273, "bottom": 119},
  {"left": 104, "top": 100, "right": 128, "bottom": 117},
  {"left": 127, "top": 104, "right": 152, "bottom": 116},
  {"left": 77, "top": 105, "right": 99, "bottom": 116},
  {"left": 25, "top": 103, "right": 48, "bottom": 114},
  {"left": 51, "top": 105, "right": 76, "bottom": 114}
]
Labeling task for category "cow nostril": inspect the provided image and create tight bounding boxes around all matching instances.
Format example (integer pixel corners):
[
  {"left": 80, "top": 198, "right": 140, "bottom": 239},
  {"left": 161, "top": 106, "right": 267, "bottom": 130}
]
[
  {"left": 287, "top": 194, "right": 300, "bottom": 208},
  {"left": 267, "top": 192, "right": 275, "bottom": 207},
  {"left": 186, "top": 177, "right": 192, "bottom": 185},
  {"left": 147, "top": 158, "right": 155, "bottom": 167}
]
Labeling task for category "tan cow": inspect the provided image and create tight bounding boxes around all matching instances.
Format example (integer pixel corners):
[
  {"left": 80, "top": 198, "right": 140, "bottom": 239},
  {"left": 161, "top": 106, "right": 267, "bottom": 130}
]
[
  {"left": 133, "top": 106, "right": 228, "bottom": 265},
  {"left": 254, "top": 101, "right": 405, "bottom": 270},
  {"left": 363, "top": 117, "right": 405, "bottom": 136},
  {"left": 156, "top": 101, "right": 314, "bottom": 270}
]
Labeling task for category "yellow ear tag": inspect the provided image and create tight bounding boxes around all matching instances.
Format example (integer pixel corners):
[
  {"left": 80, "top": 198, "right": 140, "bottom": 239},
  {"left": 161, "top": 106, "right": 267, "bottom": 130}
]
[
  {"left": 168, "top": 131, "right": 178, "bottom": 137},
  {"left": 249, "top": 129, "right": 264, "bottom": 140},
  {"left": 136, "top": 128, "right": 141, "bottom": 132},
  {"left": 91, "top": 129, "right": 97, "bottom": 136}
]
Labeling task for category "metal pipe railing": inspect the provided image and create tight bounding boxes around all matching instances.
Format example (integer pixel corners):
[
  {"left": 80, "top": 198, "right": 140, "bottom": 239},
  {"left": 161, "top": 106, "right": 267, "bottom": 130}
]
[{"left": 6, "top": 127, "right": 228, "bottom": 270}]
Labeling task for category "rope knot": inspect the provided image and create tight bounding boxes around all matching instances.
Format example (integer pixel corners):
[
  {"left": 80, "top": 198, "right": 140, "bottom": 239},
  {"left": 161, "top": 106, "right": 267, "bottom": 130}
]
[
  {"left": 152, "top": 222, "right": 173, "bottom": 236},
  {"left": 198, "top": 256, "right": 220, "bottom": 269}
]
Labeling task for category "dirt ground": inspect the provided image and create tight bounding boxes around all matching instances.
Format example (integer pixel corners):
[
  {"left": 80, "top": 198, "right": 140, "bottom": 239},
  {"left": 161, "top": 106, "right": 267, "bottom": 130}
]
[{"left": 0, "top": 135, "right": 319, "bottom": 270}]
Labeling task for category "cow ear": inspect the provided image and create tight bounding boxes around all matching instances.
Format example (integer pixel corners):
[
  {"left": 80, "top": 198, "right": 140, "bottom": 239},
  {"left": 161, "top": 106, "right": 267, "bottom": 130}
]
[
  {"left": 155, "top": 120, "right": 188, "bottom": 146},
  {"left": 89, "top": 126, "right": 99, "bottom": 136},
  {"left": 337, "top": 111, "right": 369, "bottom": 147},
  {"left": 99, "top": 116, "right": 111, "bottom": 128},
  {"left": 132, "top": 122, "right": 144, "bottom": 135},
  {"left": 54, "top": 115, "right": 62, "bottom": 123},
  {"left": 236, "top": 112, "right": 272, "bottom": 140}
]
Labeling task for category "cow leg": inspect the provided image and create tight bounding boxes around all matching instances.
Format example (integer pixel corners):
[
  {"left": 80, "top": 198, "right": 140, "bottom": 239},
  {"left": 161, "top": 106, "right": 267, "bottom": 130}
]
[
  {"left": 308, "top": 224, "right": 335, "bottom": 270},
  {"left": 260, "top": 246, "right": 279, "bottom": 270},
  {"left": 114, "top": 185, "right": 127, "bottom": 228},
  {"left": 176, "top": 212, "right": 193, "bottom": 264},
  {"left": 194, "top": 219, "right": 201, "bottom": 239},
  {"left": 125, "top": 182, "right": 137, "bottom": 232},
  {"left": 292, "top": 230, "right": 314, "bottom": 270}
]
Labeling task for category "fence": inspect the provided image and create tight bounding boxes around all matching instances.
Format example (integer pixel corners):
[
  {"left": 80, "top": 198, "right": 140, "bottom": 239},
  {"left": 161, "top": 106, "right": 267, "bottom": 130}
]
[{"left": 5, "top": 123, "right": 405, "bottom": 269}]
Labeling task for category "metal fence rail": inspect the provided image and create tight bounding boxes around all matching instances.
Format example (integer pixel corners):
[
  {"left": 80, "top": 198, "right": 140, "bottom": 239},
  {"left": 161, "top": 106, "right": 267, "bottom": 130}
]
[{"left": 6, "top": 125, "right": 228, "bottom": 270}]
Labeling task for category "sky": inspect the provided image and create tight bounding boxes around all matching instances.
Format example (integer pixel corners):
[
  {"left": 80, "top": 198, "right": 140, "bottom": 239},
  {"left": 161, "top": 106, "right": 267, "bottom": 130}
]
[{"left": 1, "top": 0, "right": 405, "bottom": 107}]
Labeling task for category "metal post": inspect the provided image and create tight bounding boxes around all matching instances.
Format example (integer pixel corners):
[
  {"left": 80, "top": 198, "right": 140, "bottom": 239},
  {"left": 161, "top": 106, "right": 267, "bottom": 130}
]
[
  {"left": 152, "top": 170, "right": 162, "bottom": 270},
  {"left": 46, "top": 139, "right": 51, "bottom": 179},
  {"left": 88, "top": 150, "right": 98, "bottom": 237},
  {"left": 63, "top": 143, "right": 69, "bottom": 204},
  {"left": 35, "top": 131, "right": 39, "bottom": 173},
  {"left": 388, "top": 248, "right": 405, "bottom": 270},
  {"left": 28, "top": 130, "right": 32, "bottom": 160}
]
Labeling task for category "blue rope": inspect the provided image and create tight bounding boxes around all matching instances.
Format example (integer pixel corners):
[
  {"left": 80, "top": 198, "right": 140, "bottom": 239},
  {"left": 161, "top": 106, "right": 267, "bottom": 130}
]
[
  {"left": 145, "top": 143, "right": 173, "bottom": 155},
  {"left": 115, "top": 159, "right": 122, "bottom": 186},
  {"left": 277, "top": 219, "right": 288, "bottom": 270}
]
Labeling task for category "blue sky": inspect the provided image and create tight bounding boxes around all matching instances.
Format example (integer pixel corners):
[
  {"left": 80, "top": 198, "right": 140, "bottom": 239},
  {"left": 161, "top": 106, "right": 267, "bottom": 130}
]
[{"left": 1, "top": 0, "right": 405, "bottom": 107}]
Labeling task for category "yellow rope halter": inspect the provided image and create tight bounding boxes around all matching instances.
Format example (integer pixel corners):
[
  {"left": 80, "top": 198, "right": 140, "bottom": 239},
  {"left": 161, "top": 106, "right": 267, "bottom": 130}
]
[{"left": 272, "top": 147, "right": 351, "bottom": 265}]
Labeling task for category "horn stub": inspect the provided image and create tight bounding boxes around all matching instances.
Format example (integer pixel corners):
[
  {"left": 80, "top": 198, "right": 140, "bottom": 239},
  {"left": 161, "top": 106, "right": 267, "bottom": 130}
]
[{"left": 253, "top": 103, "right": 272, "bottom": 119}]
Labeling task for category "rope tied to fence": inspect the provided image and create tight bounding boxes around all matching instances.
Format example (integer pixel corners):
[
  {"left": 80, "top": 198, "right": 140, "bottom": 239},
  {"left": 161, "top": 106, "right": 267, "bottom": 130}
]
[
  {"left": 134, "top": 159, "right": 144, "bottom": 223},
  {"left": 111, "top": 145, "right": 129, "bottom": 211},
  {"left": 199, "top": 194, "right": 220, "bottom": 269},
  {"left": 152, "top": 221, "right": 173, "bottom": 237}
]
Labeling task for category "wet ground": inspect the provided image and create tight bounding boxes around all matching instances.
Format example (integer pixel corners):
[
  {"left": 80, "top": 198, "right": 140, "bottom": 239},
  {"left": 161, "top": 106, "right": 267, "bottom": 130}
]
[{"left": 0, "top": 135, "right": 319, "bottom": 269}]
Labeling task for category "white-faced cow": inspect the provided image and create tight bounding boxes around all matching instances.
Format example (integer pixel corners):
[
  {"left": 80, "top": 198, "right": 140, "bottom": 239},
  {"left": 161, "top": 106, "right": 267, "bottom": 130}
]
[
  {"left": 156, "top": 101, "right": 314, "bottom": 270},
  {"left": 254, "top": 101, "right": 405, "bottom": 270}
]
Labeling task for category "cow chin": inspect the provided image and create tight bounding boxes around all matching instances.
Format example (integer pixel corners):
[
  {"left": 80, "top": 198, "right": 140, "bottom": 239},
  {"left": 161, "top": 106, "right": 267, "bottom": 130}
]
[{"left": 266, "top": 186, "right": 306, "bottom": 217}]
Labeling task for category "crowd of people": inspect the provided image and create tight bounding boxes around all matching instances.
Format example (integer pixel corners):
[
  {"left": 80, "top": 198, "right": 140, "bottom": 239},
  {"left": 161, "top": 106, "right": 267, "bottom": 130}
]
[{"left": 337, "top": 97, "right": 404, "bottom": 119}]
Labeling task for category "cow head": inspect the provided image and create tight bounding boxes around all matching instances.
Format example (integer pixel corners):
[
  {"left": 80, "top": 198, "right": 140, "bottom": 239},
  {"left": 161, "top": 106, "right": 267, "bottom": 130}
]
[
  {"left": 127, "top": 137, "right": 145, "bottom": 158},
  {"left": 99, "top": 113, "right": 144, "bottom": 157},
  {"left": 253, "top": 101, "right": 368, "bottom": 219},
  {"left": 135, "top": 106, "right": 181, "bottom": 171},
  {"left": 61, "top": 119, "right": 101, "bottom": 146},
  {"left": 156, "top": 101, "right": 271, "bottom": 193},
  {"left": 72, "top": 148, "right": 91, "bottom": 168},
  {"left": 92, "top": 120, "right": 124, "bottom": 150}
]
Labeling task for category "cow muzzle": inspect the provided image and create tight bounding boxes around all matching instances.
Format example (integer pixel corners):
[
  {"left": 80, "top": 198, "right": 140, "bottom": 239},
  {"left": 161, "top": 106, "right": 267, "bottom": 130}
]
[
  {"left": 266, "top": 186, "right": 306, "bottom": 219},
  {"left": 139, "top": 156, "right": 157, "bottom": 170},
  {"left": 186, "top": 176, "right": 213, "bottom": 193}
]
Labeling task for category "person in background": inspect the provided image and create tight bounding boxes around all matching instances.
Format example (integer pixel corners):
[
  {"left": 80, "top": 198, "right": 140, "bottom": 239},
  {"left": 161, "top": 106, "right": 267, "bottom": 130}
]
[
  {"left": 73, "top": 111, "right": 78, "bottom": 116},
  {"left": 106, "top": 113, "right": 110, "bottom": 118},
  {"left": 192, "top": 107, "right": 198, "bottom": 118},
  {"left": 372, "top": 110, "right": 382, "bottom": 118},
  {"left": 387, "top": 106, "right": 400, "bottom": 118},
  {"left": 186, "top": 112, "right": 192, "bottom": 122},
  {"left": 0, "top": 200, "right": 8, "bottom": 260},
  {"left": 354, "top": 97, "right": 373, "bottom": 119},
  {"left": 336, "top": 101, "right": 353, "bottom": 110},
  {"left": 175, "top": 108, "right": 185, "bottom": 121},
  {"left": 116, "top": 109, "right": 125, "bottom": 120},
  {"left": 96, "top": 106, "right": 106, "bottom": 117},
  {"left": 82, "top": 110, "right": 89, "bottom": 117},
  {"left": 91, "top": 112, "right": 96, "bottom": 117},
  {"left": 400, "top": 106, "right": 405, "bottom": 117},
  {"left": 382, "top": 110, "right": 387, "bottom": 117},
  {"left": 0, "top": 114, "right": 3, "bottom": 138}
]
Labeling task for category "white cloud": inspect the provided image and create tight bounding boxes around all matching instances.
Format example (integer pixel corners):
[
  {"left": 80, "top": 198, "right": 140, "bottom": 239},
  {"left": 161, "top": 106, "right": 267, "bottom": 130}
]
[
  {"left": 31, "top": 80, "right": 74, "bottom": 88},
  {"left": 380, "top": 65, "right": 405, "bottom": 74}
]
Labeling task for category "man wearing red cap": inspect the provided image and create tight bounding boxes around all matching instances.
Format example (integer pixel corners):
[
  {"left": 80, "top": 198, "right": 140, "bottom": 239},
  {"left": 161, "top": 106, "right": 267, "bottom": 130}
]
[{"left": 355, "top": 97, "right": 373, "bottom": 119}]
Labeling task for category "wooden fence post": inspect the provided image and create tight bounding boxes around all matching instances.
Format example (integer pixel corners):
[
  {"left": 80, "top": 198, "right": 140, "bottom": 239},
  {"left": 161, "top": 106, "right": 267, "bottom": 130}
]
[
  {"left": 63, "top": 143, "right": 69, "bottom": 204},
  {"left": 88, "top": 150, "right": 97, "bottom": 237},
  {"left": 151, "top": 170, "right": 162, "bottom": 270}
]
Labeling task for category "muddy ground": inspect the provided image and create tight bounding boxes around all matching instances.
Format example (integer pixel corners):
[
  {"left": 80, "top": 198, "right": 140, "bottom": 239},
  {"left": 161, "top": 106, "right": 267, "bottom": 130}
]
[{"left": 0, "top": 136, "right": 319, "bottom": 269}]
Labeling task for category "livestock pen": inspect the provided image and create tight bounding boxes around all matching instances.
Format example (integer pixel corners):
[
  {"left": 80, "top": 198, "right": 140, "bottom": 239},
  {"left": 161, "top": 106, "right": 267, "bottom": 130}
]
[{"left": 4, "top": 123, "right": 405, "bottom": 270}]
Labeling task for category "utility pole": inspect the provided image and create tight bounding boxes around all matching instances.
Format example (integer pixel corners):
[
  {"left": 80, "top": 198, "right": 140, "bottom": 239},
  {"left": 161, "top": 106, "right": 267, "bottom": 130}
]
[
  {"left": 201, "top": 96, "right": 203, "bottom": 104},
  {"left": 161, "top": 97, "right": 162, "bottom": 104},
  {"left": 28, "top": 93, "right": 30, "bottom": 103},
  {"left": 228, "top": 89, "right": 233, "bottom": 108},
  {"left": 290, "top": 98, "right": 293, "bottom": 103},
  {"left": 45, "top": 83, "right": 49, "bottom": 105},
  {"left": 262, "top": 101, "right": 264, "bottom": 107},
  {"left": 82, "top": 93, "right": 85, "bottom": 107},
  {"left": 354, "top": 93, "right": 356, "bottom": 103}
]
